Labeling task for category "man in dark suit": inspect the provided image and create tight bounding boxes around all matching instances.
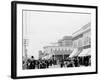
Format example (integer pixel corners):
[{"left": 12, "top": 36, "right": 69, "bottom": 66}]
[{"left": 29, "top": 56, "right": 36, "bottom": 69}]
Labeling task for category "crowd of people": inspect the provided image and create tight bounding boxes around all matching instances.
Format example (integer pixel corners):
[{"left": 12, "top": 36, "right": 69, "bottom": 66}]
[{"left": 23, "top": 55, "right": 91, "bottom": 69}]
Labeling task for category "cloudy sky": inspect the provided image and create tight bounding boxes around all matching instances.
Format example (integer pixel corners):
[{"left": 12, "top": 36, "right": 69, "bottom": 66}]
[{"left": 23, "top": 10, "right": 91, "bottom": 59}]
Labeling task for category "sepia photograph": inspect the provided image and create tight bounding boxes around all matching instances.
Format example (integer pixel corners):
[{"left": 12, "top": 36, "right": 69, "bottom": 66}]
[{"left": 11, "top": 1, "right": 97, "bottom": 79}]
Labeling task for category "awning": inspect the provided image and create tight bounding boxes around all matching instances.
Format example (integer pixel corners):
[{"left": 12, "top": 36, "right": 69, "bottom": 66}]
[
  {"left": 69, "top": 48, "right": 78, "bottom": 57},
  {"left": 42, "top": 54, "right": 53, "bottom": 59},
  {"left": 78, "top": 48, "right": 91, "bottom": 56},
  {"left": 87, "top": 49, "right": 91, "bottom": 56},
  {"left": 69, "top": 48, "right": 83, "bottom": 57}
]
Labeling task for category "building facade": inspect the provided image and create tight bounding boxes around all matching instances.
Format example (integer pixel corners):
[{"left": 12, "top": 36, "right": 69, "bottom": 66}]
[
  {"left": 43, "top": 46, "right": 73, "bottom": 60},
  {"left": 58, "top": 36, "right": 73, "bottom": 47},
  {"left": 42, "top": 36, "right": 73, "bottom": 60},
  {"left": 72, "top": 22, "right": 91, "bottom": 48},
  {"left": 70, "top": 22, "right": 91, "bottom": 57},
  {"left": 41, "top": 22, "right": 91, "bottom": 60}
]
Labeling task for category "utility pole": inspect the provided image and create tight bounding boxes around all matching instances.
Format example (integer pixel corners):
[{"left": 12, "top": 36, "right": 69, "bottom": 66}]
[{"left": 23, "top": 39, "right": 29, "bottom": 69}]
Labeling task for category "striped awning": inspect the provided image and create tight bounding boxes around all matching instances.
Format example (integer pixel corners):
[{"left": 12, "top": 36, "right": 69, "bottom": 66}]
[
  {"left": 78, "top": 48, "right": 91, "bottom": 56},
  {"left": 69, "top": 48, "right": 78, "bottom": 57}
]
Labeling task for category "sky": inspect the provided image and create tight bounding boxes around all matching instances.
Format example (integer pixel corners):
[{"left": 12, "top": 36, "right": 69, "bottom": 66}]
[{"left": 23, "top": 10, "right": 91, "bottom": 59}]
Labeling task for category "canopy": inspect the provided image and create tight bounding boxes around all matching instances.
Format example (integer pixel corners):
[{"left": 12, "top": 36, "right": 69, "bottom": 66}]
[
  {"left": 69, "top": 48, "right": 78, "bottom": 57},
  {"left": 87, "top": 49, "right": 91, "bottom": 56},
  {"left": 69, "top": 48, "right": 83, "bottom": 57},
  {"left": 78, "top": 48, "right": 91, "bottom": 56}
]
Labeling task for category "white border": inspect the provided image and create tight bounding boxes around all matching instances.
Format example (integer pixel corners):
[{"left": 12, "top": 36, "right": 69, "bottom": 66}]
[{"left": 17, "top": 3, "right": 96, "bottom": 77}]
